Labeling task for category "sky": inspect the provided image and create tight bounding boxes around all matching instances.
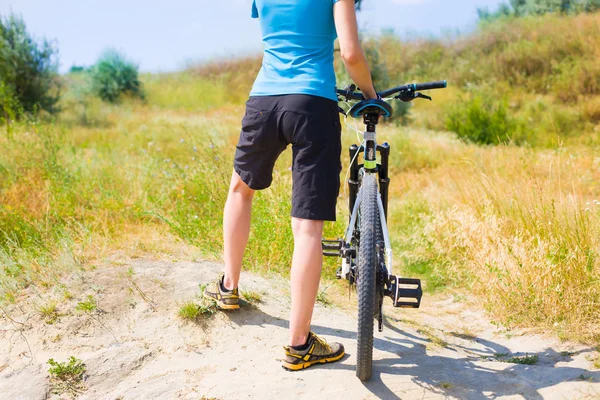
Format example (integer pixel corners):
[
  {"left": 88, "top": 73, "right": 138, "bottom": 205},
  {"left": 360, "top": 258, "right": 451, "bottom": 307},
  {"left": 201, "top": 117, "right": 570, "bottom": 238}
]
[{"left": 0, "top": 0, "right": 505, "bottom": 73}]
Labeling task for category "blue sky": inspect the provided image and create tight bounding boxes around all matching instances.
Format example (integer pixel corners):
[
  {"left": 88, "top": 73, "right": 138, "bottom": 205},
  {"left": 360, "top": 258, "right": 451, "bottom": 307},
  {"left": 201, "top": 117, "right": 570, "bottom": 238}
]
[{"left": 1, "top": 0, "right": 504, "bottom": 73}]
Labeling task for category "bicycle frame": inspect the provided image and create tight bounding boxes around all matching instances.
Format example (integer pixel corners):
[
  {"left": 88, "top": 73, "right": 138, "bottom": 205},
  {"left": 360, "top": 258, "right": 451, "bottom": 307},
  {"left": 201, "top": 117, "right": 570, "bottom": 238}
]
[{"left": 324, "top": 80, "right": 445, "bottom": 381}]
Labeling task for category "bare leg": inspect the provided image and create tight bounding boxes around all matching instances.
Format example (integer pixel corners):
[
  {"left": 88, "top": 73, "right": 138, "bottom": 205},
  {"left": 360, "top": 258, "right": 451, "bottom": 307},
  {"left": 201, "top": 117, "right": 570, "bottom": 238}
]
[
  {"left": 289, "top": 217, "right": 324, "bottom": 346},
  {"left": 222, "top": 171, "right": 255, "bottom": 290}
]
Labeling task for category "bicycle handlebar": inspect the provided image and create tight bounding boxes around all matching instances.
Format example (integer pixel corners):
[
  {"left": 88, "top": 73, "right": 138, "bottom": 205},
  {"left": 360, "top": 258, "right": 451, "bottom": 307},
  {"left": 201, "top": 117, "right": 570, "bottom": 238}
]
[
  {"left": 413, "top": 80, "right": 447, "bottom": 91},
  {"left": 337, "top": 80, "right": 447, "bottom": 101}
]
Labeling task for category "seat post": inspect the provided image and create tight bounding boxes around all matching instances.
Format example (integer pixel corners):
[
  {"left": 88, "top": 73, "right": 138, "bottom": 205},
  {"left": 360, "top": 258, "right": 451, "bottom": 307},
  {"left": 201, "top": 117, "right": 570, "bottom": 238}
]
[{"left": 363, "top": 113, "right": 379, "bottom": 130}]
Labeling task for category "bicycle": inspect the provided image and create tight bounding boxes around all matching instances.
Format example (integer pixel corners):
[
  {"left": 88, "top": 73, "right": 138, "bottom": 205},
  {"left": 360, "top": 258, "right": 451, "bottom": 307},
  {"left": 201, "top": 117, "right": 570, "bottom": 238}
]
[{"left": 322, "top": 80, "right": 447, "bottom": 381}]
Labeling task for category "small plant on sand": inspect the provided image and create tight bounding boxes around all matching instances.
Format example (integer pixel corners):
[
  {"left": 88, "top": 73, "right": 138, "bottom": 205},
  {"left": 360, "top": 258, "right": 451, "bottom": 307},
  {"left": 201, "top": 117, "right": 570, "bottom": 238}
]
[
  {"left": 37, "top": 301, "right": 59, "bottom": 324},
  {"left": 76, "top": 295, "right": 97, "bottom": 313},
  {"left": 178, "top": 301, "right": 202, "bottom": 321},
  {"left": 316, "top": 283, "right": 335, "bottom": 307},
  {"left": 241, "top": 290, "right": 263, "bottom": 304},
  {"left": 47, "top": 356, "right": 86, "bottom": 395},
  {"left": 505, "top": 354, "right": 539, "bottom": 365},
  {"left": 450, "top": 327, "right": 477, "bottom": 340},
  {"left": 178, "top": 298, "right": 217, "bottom": 322},
  {"left": 316, "top": 290, "right": 332, "bottom": 307},
  {"left": 588, "top": 349, "right": 600, "bottom": 369},
  {"left": 417, "top": 327, "right": 449, "bottom": 348},
  {"left": 439, "top": 381, "right": 453, "bottom": 389}
]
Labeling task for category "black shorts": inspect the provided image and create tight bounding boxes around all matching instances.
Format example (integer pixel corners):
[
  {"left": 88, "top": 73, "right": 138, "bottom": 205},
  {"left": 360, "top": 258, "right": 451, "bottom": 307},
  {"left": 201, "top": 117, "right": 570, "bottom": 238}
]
[{"left": 234, "top": 95, "right": 342, "bottom": 222}]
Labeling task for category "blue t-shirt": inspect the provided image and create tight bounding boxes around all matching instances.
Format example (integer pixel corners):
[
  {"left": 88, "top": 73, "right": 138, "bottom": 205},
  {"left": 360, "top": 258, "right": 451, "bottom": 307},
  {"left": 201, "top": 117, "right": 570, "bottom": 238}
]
[{"left": 250, "top": 0, "right": 340, "bottom": 102}]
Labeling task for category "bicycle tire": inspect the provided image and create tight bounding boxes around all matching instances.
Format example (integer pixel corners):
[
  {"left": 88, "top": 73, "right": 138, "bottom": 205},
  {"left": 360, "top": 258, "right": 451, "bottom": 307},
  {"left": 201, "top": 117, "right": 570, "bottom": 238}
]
[{"left": 356, "top": 172, "right": 378, "bottom": 381}]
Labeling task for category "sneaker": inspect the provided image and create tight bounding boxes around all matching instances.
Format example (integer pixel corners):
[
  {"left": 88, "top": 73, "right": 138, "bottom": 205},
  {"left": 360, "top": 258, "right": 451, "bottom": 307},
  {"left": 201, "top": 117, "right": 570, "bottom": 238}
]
[
  {"left": 203, "top": 274, "right": 240, "bottom": 310},
  {"left": 282, "top": 332, "right": 345, "bottom": 371}
]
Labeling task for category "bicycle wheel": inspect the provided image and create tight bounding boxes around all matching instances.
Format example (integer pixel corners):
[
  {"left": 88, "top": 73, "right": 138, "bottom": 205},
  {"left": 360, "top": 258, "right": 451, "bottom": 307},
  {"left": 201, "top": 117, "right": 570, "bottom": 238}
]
[{"left": 356, "top": 172, "right": 378, "bottom": 381}]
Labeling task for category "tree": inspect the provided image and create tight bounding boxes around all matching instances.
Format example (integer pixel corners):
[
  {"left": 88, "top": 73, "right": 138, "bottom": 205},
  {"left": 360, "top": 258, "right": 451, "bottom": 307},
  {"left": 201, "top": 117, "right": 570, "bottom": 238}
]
[
  {"left": 0, "top": 13, "right": 60, "bottom": 120},
  {"left": 90, "top": 50, "right": 144, "bottom": 103},
  {"left": 480, "top": 0, "right": 600, "bottom": 20}
]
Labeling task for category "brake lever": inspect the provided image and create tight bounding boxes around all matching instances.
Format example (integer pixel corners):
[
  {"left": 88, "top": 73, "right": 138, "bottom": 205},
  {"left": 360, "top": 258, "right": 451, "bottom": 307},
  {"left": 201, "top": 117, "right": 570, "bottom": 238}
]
[
  {"left": 395, "top": 91, "right": 432, "bottom": 102},
  {"left": 416, "top": 92, "right": 432, "bottom": 101},
  {"left": 342, "top": 84, "right": 357, "bottom": 102}
]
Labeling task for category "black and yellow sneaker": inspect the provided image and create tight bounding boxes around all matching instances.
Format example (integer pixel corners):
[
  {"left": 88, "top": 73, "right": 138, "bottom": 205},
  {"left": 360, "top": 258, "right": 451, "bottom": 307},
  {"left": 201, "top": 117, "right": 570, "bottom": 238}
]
[
  {"left": 203, "top": 274, "right": 240, "bottom": 310},
  {"left": 282, "top": 332, "right": 345, "bottom": 371}
]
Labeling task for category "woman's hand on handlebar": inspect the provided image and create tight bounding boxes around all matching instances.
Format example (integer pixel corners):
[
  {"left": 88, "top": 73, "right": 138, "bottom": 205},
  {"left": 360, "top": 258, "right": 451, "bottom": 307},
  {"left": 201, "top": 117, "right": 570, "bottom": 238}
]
[{"left": 362, "top": 87, "right": 378, "bottom": 100}]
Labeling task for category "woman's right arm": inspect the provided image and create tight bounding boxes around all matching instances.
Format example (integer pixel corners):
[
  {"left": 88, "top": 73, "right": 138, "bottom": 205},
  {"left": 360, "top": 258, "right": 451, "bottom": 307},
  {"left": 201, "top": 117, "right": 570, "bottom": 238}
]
[{"left": 334, "top": 0, "right": 377, "bottom": 100}]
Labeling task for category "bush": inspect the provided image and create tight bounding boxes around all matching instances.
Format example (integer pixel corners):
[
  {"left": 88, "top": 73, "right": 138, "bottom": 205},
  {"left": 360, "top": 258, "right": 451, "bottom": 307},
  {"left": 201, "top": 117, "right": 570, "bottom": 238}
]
[
  {"left": 552, "top": 59, "right": 600, "bottom": 102},
  {"left": 0, "top": 13, "right": 60, "bottom": 118},
  {"left": 91, "top": 50, "right": 144, "bottom": 103},
  {"left": 446, "top": 92, "right": 527, "bottom": 145}
]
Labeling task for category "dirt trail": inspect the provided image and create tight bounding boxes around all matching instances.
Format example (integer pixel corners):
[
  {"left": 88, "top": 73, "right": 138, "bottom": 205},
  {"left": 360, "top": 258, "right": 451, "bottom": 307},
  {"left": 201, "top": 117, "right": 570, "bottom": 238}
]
[{"left": 1, "top": 259, "right": 599, "bottom": 400}]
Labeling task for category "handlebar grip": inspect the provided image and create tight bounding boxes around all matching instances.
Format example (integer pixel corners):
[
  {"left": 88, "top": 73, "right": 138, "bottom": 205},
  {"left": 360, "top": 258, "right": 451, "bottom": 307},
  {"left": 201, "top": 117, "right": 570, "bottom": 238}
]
[{"left": 414, "top": 81, "right": 447, "bottom": 91}]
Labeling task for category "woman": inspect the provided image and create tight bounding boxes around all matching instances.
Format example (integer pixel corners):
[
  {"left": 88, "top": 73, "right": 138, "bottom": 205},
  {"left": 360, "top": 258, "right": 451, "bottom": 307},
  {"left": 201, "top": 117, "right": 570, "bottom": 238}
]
[{"left": 204, "top": 0, "right": 377, "bottom": 370}]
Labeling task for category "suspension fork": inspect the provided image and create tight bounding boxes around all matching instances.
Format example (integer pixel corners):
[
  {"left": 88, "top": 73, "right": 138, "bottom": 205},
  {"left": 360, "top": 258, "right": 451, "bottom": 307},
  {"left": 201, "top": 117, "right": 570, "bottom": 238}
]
[
  {"left": 377, "top": 142, "right": 390, "bottom": 221},
  {"left": 348, "top": 144, "right": 360, "bottom": 218},
  {"left": 347, "top": 131, "right": 390, "bottom": 222}
]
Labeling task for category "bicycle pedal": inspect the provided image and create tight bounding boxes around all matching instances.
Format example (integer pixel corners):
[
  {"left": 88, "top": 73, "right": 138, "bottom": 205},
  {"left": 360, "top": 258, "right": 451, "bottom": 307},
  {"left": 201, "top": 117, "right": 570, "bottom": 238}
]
[
  {"left": 389, "top": 276, "right": 422, "bottom": 309},
  {"left": 322, "top": 238, "right": 343, "bottom": 257}
]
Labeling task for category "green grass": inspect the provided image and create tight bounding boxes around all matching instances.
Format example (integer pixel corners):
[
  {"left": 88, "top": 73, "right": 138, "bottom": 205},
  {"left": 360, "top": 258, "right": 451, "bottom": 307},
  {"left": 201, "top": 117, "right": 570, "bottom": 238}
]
[
  {"left": 417, "top": 327, "right": 449, "bottom": 348},
  {"left": 47, "top": 356, "right": 86, "bottom": 395},
  {"left": 449, "top": 328, "right": 477, "bottom": 341},
  {"left": 560, "top": 351, "right": 576, "bottom": 357},
  {"left": 589, "top": 350, "right": 600, "bottom": 369},
  {"left": 76, "top": 296, "right": 97, "bottom": 313},
  {"left": 48, "top": 356, "right": 86, "bottom": 380},
  {"left": 316, "top": 284, "right": 334, "bottom": 307},
  {"left": 178, "top": 286, "right": 218, "bottom": 321},
  {"left": 240, "top": 290, "right": 263, "bottom": 304},
  {"left": 496, "top": 354, "right": 539, "bottom": 365},
  {"left": 178, "top": 300, "right": 217, "bottom": 322},
  {"left": 37, "top": 301, "right": 59, "bottom": 324},
  {"left": 178, "top": 302, "right": 203, "bottom": 321}
]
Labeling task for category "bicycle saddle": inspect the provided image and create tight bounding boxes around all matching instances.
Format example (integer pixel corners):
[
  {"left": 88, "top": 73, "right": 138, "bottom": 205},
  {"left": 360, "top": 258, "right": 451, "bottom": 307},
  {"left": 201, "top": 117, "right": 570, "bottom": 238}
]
[{"left": 348, "top": 99, "right": 393, "bottom": 119}]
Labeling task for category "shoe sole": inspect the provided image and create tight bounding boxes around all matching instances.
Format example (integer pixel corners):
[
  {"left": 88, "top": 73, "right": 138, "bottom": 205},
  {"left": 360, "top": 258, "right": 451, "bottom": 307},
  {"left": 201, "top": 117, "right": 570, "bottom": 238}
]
[
  {"left": 282, "top": 351, "right": 345, "bottom": 371},
  {"left": 203, "top": 292, "right": 240, "bottom": 310}
]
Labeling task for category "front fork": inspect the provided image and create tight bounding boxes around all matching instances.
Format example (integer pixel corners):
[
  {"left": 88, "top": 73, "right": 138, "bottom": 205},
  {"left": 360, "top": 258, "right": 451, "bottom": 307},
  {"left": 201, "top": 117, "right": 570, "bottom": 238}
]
[
  {"left": 348, "top": 142, "right": 390, "bottom": 223},
  {"left": 322, "top": 115, "right": 423, "bottom": 332}
]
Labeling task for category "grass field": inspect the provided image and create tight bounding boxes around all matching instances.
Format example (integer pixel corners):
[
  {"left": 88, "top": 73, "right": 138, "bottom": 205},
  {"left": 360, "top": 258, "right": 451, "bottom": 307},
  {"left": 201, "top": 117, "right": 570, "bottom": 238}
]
[{"left": 1, "top": 13, "right": 599, "bottom": 345}]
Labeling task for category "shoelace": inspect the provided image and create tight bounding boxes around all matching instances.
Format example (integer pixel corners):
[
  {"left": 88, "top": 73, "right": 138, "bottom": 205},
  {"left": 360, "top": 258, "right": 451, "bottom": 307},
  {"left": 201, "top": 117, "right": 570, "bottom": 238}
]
[{"left": 311, "top": 333, "right": 332, "bottom": 353}]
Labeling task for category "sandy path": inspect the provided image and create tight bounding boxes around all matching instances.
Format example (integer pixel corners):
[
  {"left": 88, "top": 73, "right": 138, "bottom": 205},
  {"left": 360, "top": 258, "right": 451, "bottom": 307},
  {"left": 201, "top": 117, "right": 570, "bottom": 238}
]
[{"left": 1, "top": 259, "right": 599, "bottom": 399}]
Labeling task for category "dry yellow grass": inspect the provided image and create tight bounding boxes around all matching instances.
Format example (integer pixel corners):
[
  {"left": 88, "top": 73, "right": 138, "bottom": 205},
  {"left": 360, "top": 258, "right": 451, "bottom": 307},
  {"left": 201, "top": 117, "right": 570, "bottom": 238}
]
[
  {"left": 2, "top": 13, "right": 600, "bottom": 345},
  {"left": 389, "top": 137, "right": 600, "bottom": 343}
]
